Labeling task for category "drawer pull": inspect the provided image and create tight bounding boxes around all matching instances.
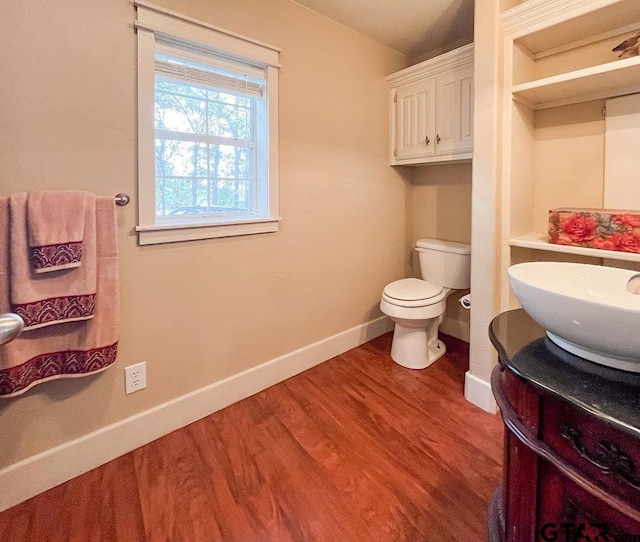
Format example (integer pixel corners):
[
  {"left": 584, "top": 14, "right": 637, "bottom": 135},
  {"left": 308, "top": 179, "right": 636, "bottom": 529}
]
[{"left": 561, "top": 423, "right": 640, "bottom": 490}]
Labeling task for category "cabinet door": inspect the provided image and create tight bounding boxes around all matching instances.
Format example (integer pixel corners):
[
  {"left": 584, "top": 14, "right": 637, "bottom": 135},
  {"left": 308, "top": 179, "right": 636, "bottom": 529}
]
[
  {"left": 539, "top": 463, "right": 640, "bottom": 540},
  {"left": 435, "top": 64, "right": 473, "bottom": 155},
  {"left": 393, "top": 79, "right": 435, "bottom": 161}
]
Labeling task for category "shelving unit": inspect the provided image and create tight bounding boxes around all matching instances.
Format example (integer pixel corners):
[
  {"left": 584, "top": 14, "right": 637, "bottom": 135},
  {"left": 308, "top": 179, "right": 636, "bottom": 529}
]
[
  {"left": 499, "top": 0, "right": 640, "bottom": 309},
  {"left": 505, "top": 0, "right": 640, "bottom": 53},
  {"left": 512, "top": 56, "right": 640, "bottom": 110},
  {"left": 508, "top": 232, "right": 640, "bottom": 263}
]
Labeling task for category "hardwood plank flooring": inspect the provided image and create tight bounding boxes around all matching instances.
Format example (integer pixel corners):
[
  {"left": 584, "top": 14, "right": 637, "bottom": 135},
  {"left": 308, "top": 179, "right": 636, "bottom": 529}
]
[{"left": 0, "top": 333, "right": 503, "bottom": 541}]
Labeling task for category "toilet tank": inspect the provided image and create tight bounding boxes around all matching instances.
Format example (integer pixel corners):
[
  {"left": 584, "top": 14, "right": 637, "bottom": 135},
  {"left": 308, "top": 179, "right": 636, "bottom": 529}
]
[{"left": 416, "top": 238, "right": 471, "bottom": 289}]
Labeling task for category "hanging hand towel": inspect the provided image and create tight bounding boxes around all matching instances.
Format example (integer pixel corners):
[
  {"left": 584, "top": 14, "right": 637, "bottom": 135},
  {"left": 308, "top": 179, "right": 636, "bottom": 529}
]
[
  {"left": 9, "top": 192, "right": 97, "bottom": 331},
  {"left": 27, "top": 190, "right": 88, "bottom": 273},
  {"left": 0, "top": 197, "right": 119, "bottom": 397}
]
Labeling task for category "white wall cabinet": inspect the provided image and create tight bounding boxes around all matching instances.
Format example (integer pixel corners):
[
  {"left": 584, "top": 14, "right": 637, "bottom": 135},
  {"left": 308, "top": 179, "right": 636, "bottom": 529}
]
[{"left": 387, "top": 44, "right": 473, "bottom": 166}]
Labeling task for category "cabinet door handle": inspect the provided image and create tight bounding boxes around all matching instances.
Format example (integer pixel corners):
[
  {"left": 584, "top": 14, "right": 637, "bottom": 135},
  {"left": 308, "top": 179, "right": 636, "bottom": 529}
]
[
  {"left": 393, "top": 148, "right": 397, "bottom": 157},
  {"left": 561, "top": 423, "right": 640, "bottom": 490},
  {"left": 425, "top": 136, "right": 430, "bottom": 146},
  {"left": 436, "top": 134, "right": 441, "bottom": 144}
]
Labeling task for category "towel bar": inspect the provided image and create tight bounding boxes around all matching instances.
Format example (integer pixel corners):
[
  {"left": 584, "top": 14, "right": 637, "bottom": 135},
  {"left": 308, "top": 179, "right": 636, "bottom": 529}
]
[
  {"left": 0, "top": 313, "right": 24, "bottom": 346},
  {"left": 114, "top": 193, "right": 130, "bottom": 206}
]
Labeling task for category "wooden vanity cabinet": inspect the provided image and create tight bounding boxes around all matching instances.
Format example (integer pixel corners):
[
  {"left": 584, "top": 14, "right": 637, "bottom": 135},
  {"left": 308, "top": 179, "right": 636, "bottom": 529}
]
[{"left": 488, "top": 309, "right": 640, "bottom": 542}]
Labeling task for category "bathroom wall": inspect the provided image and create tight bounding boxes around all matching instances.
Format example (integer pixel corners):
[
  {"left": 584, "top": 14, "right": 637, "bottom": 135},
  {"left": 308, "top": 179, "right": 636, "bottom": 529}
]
[
  {"left": 409, "top": 163, "right": 473, "bottom": 335},
  {"left": 533, "top": 101, "right": 605, "bottom": 234},
  {"left": 0, "top": 0, "right": 408, "bottom": 471}
]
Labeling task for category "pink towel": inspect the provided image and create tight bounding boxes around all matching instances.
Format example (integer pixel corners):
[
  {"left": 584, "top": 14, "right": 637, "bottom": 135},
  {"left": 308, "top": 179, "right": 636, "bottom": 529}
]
[
  {"left": 27, "top": 191, "right": 89, "bottom": 273},
  {"left": 0, "top": 196, "right": 119, "bottom": 397},
  {"left": 9, "top": 192, "right": 97, "bottom": 331}
]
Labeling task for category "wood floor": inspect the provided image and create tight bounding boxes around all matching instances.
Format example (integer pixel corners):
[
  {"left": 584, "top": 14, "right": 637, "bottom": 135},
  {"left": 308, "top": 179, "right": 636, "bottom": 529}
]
[{"left": 0, "top": 333, "right": 504, "bottom": 542}]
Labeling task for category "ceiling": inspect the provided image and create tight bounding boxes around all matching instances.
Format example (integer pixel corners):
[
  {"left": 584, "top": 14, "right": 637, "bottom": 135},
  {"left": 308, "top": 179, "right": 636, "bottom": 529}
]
[{"left": 293, "top": 0, "right": 475, "bottom": 60}]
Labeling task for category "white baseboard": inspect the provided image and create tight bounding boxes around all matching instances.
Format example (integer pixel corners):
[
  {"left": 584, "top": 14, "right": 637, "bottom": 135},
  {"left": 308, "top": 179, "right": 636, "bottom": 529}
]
[
  {"left": 0, "top": 316, "right": 394, "bottom": 512},
  {"left": 464, "top": 371, "right": 498, "bottom": 414},
  {"left": 440, "top": 317, "right": 469, "bottom": 343}
]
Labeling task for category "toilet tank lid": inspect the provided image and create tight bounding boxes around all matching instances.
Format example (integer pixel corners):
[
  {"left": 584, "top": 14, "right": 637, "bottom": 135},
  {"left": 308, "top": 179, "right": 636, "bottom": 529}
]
[{"left": 416, "top": 238, "right": 471, "bottom": 254}]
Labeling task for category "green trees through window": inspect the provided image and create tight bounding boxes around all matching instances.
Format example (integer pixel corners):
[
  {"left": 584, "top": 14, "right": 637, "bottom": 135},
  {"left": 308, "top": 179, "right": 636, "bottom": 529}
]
[{"left": 154, "top": 75, "right": 256, "bottom": 219}]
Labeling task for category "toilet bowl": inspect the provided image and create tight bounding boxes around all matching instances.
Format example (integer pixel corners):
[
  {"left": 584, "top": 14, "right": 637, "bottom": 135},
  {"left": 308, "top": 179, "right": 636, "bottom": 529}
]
[{"left": 380, "top": 239, "right": 471, "bottom": 369}]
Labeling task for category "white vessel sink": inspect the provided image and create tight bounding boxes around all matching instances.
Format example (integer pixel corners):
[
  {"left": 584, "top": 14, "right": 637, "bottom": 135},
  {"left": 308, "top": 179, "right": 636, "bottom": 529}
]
[{"left": 508, "top": 262, "right": 640, "bottom": 372}]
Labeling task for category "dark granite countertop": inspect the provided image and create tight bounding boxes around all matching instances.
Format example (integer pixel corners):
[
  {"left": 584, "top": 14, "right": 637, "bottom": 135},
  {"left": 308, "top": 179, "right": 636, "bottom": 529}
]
[{"left": 490, "top": 309, "right": 640, "bottom": 439}]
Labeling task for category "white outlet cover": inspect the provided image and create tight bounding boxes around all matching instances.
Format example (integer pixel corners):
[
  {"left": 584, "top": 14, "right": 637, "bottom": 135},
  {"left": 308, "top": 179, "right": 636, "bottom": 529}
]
[{"left": 125, "top": 362, "right": 147, "bottom": 394}]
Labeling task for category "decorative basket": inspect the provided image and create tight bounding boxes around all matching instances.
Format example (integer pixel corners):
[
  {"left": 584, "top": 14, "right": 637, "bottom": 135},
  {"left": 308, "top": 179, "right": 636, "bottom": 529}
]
[{"left": 548, "top": 208, "right": 640, "bottom": 253}]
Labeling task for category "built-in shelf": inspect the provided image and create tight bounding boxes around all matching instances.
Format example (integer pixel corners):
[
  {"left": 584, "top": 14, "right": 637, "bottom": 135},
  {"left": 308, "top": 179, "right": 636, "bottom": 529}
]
[
  {"left": 504, "top": 0, "right": 640, "bottom": 55},
  {"left": 497, "top": 0, "right": 640, "bottom": 317},
  {"left": 508, "top": 232, "right": 640, "bottom": 263},
  {"left": 512, "top": 56, "right": 640, "bottom": 110}
]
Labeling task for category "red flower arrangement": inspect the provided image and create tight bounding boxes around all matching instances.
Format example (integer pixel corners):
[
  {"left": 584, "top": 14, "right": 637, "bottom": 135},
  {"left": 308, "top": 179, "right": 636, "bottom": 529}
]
[{"left": 549, "top": 209, "right": 640, "bottom": 253}]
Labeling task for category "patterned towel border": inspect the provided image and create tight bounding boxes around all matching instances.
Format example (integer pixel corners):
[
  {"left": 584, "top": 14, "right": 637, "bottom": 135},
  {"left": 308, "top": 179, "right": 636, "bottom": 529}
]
[
  {"left": 31, "top": 241, "right": 83, "bottom": 273},
  {"left": 11, "top": 294, "right": 96, "bottom": 330},
  {"left": 0, "top": 342, "right": 118, "bottom": 397}
]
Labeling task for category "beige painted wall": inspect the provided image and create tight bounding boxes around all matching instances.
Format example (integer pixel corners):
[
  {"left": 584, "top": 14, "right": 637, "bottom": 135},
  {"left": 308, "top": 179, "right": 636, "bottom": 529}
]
[
  {"left": 0, "top": 0, "right": 409, "bottom": 468},
  {"left": 410, "top": 163, "right": 472, "bottom": 323},
  {"left": 534, "top": 101, "right": 605, "bottom": 233},
  {"left": 411, "top": 164, "right": 473, "bottom": 244}
]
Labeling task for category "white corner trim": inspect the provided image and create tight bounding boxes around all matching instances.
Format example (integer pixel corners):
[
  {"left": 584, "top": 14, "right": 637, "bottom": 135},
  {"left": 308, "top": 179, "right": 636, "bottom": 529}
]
[
  {"left": 464, "top": 371, "right": 498, "bottom": 414},
  {"left": 134, "top": 0, "right": 281, "bottom": 61},
  {"left": 0, "top": 316, "right": 393, "bottom": 512}
]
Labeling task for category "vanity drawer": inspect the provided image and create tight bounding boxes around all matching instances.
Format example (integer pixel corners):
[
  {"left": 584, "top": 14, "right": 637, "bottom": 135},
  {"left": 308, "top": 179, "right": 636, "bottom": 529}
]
[{"left": 541, "top": 395, "right": 640, "bottom": 507}]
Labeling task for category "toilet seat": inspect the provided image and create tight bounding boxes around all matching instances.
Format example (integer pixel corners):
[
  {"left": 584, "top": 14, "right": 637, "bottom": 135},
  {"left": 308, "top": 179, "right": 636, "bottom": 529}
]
[{"left": 382, "top": 278, "right": 444, "bottom": 307}]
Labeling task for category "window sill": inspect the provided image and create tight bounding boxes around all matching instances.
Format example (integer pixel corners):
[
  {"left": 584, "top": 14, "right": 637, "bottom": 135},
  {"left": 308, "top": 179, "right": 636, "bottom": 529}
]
[{"left": 136, "top": 217, "right": 281, "bottom": 245}]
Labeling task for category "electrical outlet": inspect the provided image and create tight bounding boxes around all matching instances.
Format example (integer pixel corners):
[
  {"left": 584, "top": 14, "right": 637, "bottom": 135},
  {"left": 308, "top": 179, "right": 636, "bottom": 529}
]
[{"left": 125, "top": 362, "right": 147, "bottom": 394}]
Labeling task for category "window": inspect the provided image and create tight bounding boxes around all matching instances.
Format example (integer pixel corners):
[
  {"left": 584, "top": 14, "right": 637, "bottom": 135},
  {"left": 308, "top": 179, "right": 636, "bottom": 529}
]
[{"left": 135, "top": 2, "right": 280, "bottom": 245}]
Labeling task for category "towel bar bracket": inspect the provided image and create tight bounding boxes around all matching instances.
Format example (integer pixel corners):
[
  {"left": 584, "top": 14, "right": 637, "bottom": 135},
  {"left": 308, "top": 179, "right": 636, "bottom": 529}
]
[{"left": 114, "top": 193, "right": 130, "bottom": 206}]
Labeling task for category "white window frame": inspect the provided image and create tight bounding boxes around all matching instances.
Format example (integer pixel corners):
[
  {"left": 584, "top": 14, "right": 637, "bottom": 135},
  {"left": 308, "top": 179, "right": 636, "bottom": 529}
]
[{"left": 135, "top": 1, "right": 281, "bottom": 245}]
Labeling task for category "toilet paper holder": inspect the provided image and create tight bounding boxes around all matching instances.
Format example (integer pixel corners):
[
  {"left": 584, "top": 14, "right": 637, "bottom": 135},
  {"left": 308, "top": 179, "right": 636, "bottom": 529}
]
[{"left": 459, "top": 293, "right": 471, "bottom": 309}]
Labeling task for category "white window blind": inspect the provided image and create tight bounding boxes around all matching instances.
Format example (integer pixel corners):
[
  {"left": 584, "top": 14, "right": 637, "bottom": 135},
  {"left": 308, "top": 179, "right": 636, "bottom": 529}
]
[{"left": 155, "top": 54, "right": 264, "bottom": 98}]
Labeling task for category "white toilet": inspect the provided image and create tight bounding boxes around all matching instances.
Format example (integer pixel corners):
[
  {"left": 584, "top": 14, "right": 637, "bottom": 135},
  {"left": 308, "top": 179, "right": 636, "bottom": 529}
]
[{"left": 380, "top": 238, "right": 471, "bottom": 369}]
